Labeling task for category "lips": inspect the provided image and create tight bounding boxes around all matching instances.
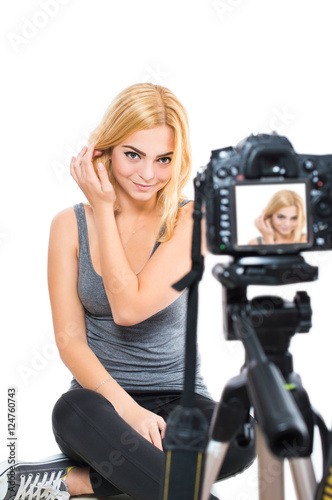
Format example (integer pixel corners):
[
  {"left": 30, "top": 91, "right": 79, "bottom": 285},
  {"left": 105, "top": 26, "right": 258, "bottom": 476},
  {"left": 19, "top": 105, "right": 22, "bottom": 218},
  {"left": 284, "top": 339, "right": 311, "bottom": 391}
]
[{"left": 132, "top": 182, "right": 155, "bottom": 191}]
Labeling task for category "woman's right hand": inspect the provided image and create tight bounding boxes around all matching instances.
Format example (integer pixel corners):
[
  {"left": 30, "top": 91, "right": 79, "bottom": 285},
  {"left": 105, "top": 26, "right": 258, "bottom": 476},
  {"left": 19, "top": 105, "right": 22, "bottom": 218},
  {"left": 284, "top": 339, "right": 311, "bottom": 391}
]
[
  {"left": 118, "top": 403, "right": 167, "bottom": 451},
  {"left": 254, "top": 215, "right": 275, "bottom": 244},
  {"left": 70, "top": 144, "right": 117, "bottom": 211}
]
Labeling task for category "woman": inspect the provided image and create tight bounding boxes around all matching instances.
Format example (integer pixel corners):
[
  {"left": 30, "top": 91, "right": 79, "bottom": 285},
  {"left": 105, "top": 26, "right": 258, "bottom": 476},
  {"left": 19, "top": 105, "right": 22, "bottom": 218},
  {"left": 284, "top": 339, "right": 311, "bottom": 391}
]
[
  {"left": 248, "top": 189, "right": 307, "bottom": 245},
  {"left": 0, "top": 84, "right": 254, "bottom": 500}
]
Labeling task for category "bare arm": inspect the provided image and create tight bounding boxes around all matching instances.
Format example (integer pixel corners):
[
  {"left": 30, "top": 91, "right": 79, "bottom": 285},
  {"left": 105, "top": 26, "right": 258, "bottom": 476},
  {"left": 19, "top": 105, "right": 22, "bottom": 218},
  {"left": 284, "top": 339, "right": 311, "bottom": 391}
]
[
  {"left": 48, "top": 208, "right": 166, "bottom": 449},
  {"left": 93, "top": 202, "right": 193, "bottom": 325}
]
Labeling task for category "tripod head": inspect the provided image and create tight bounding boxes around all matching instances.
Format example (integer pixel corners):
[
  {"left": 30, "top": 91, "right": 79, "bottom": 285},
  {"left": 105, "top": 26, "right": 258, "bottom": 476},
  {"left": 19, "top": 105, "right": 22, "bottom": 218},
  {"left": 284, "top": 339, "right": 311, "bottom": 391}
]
[
  {"left": 213, "top": 254, "right": 318, "bottom": 457},
  {"left": 214, "top": 255, "right": 317, "bottom": 375}
]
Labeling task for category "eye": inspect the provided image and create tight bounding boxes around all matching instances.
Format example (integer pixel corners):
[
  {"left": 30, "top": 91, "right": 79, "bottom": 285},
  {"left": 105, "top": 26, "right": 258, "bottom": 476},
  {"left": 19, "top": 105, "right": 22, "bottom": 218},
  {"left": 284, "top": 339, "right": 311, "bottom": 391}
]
[
  {"left": 124, "top": 151, "right": 141, "bottom": 160},
  {"left": 277, "top": 214, "right": 285, "bottom": 219},
  {"left": 157, "top": 156, "right": 172, "bottom": 165}
]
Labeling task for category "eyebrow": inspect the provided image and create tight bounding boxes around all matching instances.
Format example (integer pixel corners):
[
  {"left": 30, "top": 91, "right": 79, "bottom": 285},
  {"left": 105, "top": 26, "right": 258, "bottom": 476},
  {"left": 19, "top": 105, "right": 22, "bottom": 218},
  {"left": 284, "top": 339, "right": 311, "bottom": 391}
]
[{"left": 122, "top": 145, "right": 173, "bottom": 157}]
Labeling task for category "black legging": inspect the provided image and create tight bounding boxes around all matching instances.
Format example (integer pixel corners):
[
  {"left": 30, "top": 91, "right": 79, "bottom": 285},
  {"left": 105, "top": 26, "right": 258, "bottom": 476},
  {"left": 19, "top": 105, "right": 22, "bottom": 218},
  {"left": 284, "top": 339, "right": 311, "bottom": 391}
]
[{"left": 52, "top": 389, "right": 255, "bottom": 499}]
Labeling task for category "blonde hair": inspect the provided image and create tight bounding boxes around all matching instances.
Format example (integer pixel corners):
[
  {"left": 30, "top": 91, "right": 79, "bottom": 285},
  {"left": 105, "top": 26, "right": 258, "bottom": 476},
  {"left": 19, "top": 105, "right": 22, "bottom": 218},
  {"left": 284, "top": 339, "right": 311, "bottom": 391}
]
[
  {"left": 88, "top": 83, "right": 192, "bottom": 242},
  {"left": 263, "top": 189, "right": 306, "bottom": 242}
]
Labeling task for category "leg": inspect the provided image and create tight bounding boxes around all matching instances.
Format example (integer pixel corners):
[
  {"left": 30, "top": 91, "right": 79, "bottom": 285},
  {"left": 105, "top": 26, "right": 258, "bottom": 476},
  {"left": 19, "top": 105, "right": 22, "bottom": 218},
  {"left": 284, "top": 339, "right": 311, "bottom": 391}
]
[
  {"left": 52, "top": 389, "right": 163, "bottom": 500},
  {"left": 52, "top": 389, "right": 255, "bottom": 499}
]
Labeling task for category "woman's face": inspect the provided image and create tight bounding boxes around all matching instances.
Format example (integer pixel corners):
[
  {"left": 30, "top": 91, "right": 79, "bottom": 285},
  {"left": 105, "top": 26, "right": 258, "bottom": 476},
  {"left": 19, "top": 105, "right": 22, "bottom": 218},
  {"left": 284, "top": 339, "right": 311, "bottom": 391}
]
[
  {"left": 110, "top": 125, "right": 174, "bottom": 201},
  {"left": 271, "top": 205, "right": 299, "bottom": 236}
]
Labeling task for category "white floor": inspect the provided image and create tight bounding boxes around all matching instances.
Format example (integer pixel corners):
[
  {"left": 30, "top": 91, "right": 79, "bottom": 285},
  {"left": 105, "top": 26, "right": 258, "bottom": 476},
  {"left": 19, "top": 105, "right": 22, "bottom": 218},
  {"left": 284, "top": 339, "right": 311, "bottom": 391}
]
[{"left": 74, "top": 496, "right": 132, "bottom": 499}]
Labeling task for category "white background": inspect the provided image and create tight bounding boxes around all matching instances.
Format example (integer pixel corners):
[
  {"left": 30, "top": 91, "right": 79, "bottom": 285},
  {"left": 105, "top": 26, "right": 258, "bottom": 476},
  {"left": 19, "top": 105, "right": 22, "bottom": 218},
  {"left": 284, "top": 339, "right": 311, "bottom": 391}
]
[{"left": 1, "top": 1, "right": 332, "bottom": 499}]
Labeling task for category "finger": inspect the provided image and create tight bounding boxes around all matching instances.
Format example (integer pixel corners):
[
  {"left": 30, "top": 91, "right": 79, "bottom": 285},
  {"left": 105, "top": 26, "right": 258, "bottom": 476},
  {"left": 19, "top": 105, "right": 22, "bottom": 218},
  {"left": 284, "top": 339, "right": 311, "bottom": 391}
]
[
  {"left": 70, "top": 156, "right": 80, "bottom": 184},
  {"left": 81, "top": 143, "right": 96, "bottom": 178},
  {"left": 265, "top": 218, "right": 272, "bottom": 229},
  {"left": 97, "top": 163, "right": 112, "bottom": 192},
  {"left": 159, "top": 421, "right": 167, "bottom": 440},
  {"left": 157, "top": 416, "right": 167, "bottom": 431},
  {"left": 149, "top": 425, "right": 163, "bottom": 451},
  {"left": 78, "top": 145, "right": 88, "bottom": 157},
  {"left": 93, "top": 149, "right": 104, "bottom": 157},
  {"left": 262, "top": 218, "right": 272, "bottom": 232},
  {"left": 139, "top": 427, "right": 154, "bottom": 446},
  {"left": 83, "top": 143, "right": 95, "bottom": 164},
  {"left": 76, "top": 146, "right": 89, "bottom": 166},
  {"left": 254, "top": 217, "right": 261, "bottom": 231},
  {"left": 73, "top": 146, "right": 88, "bottom": 164},
  {"left": 71, "top": 146, "right": 88, "bottom": 180}
]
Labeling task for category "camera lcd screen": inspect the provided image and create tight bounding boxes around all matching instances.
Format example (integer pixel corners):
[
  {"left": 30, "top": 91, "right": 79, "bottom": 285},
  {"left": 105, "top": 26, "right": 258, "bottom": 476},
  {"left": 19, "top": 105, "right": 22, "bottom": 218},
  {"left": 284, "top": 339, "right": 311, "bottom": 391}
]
[{"left": 234, "top": 181, "right": 310, "bottom": 249}]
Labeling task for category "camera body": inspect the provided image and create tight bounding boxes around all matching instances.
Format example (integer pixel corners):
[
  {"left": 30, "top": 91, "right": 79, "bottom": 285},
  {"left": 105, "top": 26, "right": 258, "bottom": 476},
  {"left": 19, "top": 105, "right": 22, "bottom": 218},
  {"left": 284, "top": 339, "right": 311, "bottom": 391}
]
[{"left": 196, "top": 133, "right": 332, "bottom": 256}]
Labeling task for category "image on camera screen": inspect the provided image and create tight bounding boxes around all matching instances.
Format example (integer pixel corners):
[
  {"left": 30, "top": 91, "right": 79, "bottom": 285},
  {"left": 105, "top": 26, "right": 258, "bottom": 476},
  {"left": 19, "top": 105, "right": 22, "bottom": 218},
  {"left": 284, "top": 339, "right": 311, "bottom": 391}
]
[{"left": 234, "top": 182, "right": 309, "bottom": 247}]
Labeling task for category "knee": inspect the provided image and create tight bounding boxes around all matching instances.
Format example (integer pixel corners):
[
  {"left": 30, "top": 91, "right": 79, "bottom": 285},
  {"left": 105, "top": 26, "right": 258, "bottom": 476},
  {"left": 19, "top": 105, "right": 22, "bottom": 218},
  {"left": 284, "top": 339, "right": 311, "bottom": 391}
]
[
  {"left": 52, "top": 388, "right": 95, "bottom": 437},
  {"left": 52, "top": 390, "right": 74, "bottom": 438},
  {"left": 52, "top": 388, "right": 115, "bottom": 438}
]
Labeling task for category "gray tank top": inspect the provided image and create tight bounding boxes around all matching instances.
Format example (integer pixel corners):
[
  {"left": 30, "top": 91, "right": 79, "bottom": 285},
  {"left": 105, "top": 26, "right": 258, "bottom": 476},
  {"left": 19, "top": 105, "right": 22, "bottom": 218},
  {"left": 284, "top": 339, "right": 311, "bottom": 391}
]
[{"left": 69, "top": 203, "right": 210, "bottom": 398}]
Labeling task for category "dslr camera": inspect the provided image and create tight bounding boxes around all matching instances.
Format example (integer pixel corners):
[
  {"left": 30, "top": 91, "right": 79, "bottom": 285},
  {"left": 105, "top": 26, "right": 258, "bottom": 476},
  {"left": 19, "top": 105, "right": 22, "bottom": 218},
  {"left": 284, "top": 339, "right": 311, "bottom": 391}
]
[{"left": 196, "top": 133, "right": 332, "bottom": 256}]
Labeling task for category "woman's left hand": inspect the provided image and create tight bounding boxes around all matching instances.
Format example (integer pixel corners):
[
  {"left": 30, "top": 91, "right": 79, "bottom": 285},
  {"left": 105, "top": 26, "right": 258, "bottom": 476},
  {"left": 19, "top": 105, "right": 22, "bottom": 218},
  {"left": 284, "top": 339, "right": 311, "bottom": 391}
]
[{"left": 70, "top": 144, "right": 116, "bottom": 210}]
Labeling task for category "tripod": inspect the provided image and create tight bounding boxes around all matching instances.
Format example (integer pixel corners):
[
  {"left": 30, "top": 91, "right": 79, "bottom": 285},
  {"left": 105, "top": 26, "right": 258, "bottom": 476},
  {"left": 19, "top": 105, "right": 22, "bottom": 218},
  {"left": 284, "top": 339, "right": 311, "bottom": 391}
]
[{"left": 201, "top": 255, "right": 328, "bottom": 500}]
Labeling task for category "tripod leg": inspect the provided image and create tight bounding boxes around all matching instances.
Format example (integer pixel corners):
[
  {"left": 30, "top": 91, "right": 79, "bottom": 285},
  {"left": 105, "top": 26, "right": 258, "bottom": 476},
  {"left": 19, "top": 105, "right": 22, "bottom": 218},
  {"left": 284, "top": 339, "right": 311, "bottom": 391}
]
[
  {"left": 288, "top": 457, "right": 317, "bottom": 500},
  {"left": 200, "top": 373, "right": 252, "bottom": 500},
  {"left": 201, "top": 441, "right": 230, "bottom": 500},
  {"left": 256, "top": 426, "right": 285, "bottom": 500}
]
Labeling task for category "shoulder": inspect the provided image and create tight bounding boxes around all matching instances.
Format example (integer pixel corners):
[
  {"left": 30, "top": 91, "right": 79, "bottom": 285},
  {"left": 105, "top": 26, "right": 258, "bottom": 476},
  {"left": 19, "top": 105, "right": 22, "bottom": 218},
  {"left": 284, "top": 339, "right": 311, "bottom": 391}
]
[
  {"left": 50, "top": 206, "right": 78, "bottom": 233},
  {"left": 157, "top": 201, "right": 194, "bottom": 249},
  {"left": 175, "top": 200, "right": 207, "bottom": 255},
  {"left": 49, "top": 206, "right": 79, "bottom": 256},
  {"left": 177, "top": 200, "right": 194, "bottom": 224},
  {"left": 171, "top": 200, "right": 194, "bottom": 240}
]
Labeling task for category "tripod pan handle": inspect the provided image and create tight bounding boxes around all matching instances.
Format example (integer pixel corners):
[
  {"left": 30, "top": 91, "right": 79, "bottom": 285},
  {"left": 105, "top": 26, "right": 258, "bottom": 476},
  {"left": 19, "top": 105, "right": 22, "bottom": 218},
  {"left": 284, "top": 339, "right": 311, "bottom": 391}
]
[{"left": 247, "top": 361, "right": 310, "bottom": 458}]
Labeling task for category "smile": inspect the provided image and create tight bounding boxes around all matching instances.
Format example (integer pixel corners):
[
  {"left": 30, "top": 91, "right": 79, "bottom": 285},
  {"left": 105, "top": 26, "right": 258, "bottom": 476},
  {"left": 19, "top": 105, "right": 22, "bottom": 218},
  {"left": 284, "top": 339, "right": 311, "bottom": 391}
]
[{"left": 132, "top": 182, "right": 155, "bottom": 191}]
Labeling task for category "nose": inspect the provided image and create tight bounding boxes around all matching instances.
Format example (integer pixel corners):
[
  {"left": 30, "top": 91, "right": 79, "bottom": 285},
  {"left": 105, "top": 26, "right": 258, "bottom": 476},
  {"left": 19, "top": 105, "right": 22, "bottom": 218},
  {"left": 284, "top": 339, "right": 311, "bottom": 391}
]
[{"left": 138, "top": 160, "right": 155, "bottom": 182}]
